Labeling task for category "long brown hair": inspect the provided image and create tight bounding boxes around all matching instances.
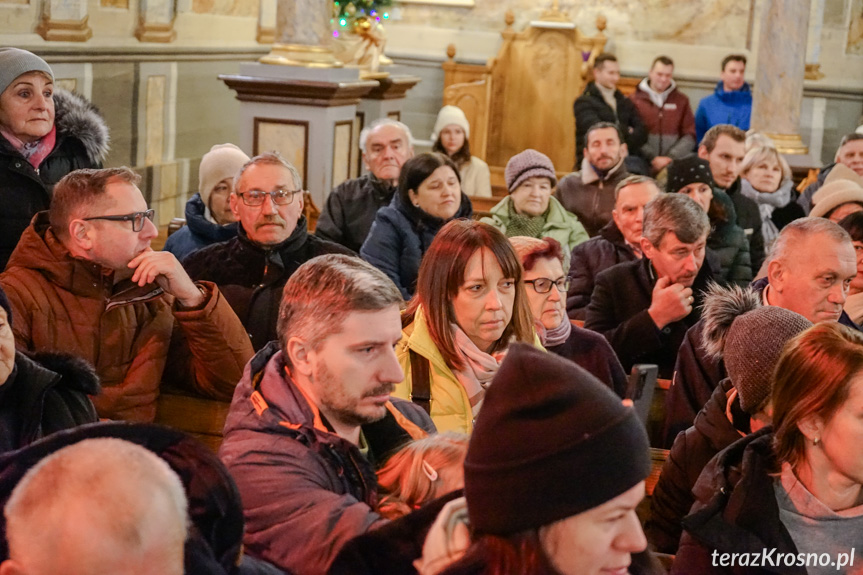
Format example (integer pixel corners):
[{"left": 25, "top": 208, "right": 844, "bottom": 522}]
[
  {"left": 772, "top": 323, "right": 863, "bottom": 471},
  {"left": 403, "top": 220, "right": 535, "bottom": 370},
  {"left": 432, "top": 134, "right": 472, "bottom": 168}
]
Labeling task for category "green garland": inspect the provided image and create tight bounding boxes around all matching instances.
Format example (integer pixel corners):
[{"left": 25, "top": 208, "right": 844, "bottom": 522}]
[{"left": 333, "top": 0, "right": 392, "bottom": 19}]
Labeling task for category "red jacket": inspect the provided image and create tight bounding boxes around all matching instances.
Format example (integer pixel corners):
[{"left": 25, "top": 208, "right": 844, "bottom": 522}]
[{"left": 629, "top": 80, "right": 697, "bottom": 160}]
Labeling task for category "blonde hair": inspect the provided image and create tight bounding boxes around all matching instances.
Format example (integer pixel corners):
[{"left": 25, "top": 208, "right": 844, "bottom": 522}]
[
  {"left": 740, "top": 145, "right": 792, "bottom": 185},
  {"left": 376, "top": 433, "right": 469, "bottom": 519}
]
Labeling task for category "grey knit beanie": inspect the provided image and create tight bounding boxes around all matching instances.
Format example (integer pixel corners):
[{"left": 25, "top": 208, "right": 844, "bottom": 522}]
[
  {"left": 0, "top": 48, "right": 54, "bottom": 95},
  {"left": 701, "top": 283, "right": 812, "bottom": 413},
  {"left": 505, "top": 149, "right": 557, "bottom": 192}
]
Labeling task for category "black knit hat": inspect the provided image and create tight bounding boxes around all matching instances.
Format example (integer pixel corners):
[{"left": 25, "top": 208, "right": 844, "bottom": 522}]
[
  {"left": 0, "top": 285, "right": 11, "bottom": 327},
  {"left": 464, "top": 343, "right": 650, "bottom": 535},
  {"left": 667, "top": 155, "right": 715, "bottom": 194}
]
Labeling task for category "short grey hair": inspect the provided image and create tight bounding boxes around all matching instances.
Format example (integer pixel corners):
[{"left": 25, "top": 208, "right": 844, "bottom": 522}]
[
  {"left": 278, "top": 254, "right": 403, "bottom": 367},
  {"left": 614, "top": 174, "right": 660, "bottom": 202},
  {"left": 768, "top": 217, "right": 852, "bottom": 266},
  {"left": 5, "top": 438, "right": 188, "bottom": 574},
  {"left": 642, "top": 193, "right": 710, "bottom": 247},
  {"left": 359, "top": 118, "right": 414, "bottom": 155},
  {"left": 234, "top": 151, "right": 303, "bottom": 191}
]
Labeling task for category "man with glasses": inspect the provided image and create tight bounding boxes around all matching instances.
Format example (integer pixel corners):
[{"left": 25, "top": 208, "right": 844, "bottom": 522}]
[
  {"left": 0, "top": 167, "right": 254, "bottom": 421},
  {"left": 184, "top": 152, "right": 353, "bottom": 351},
  {"left": 585, "top": 193, "right": 714, "bottom": 378}
]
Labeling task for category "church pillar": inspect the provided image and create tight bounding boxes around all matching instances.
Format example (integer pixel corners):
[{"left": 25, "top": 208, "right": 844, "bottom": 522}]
[
  {"left": 260, "top": 0, "right": 341, "bottom": 67},
  {"left": 750, "top": 0, "right": 810, "bottom": 154}
]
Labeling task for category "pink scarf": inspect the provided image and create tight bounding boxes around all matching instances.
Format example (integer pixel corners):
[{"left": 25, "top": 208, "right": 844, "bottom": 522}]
[
  {"left": 451, "top": 324, "right": 507, "bottom": 417},
  {"left": 1, "top": 125, "right": 56, "bottom": 170}
]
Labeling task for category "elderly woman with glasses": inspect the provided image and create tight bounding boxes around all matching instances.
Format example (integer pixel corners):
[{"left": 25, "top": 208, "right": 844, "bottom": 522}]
[{"left": 510, "top": 236, "right": 627, "bottom": 396}]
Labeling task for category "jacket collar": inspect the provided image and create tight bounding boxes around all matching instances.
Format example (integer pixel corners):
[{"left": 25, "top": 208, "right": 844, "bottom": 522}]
[
  {"left": 363, "top": 173, "right": 398, "bottom": 203},
  {"left": 184, "top": 193, "right": 239, "bottom": 242},
  {"left": 237, "top": 215, "right": 310, "bottom": 260},
  {"left": 579, "top": 156, "right": 625, "bottom": 185}
]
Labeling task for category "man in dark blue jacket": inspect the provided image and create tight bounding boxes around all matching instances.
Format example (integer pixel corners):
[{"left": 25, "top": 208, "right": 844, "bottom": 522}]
[{"left": 694, "top": 54, "right": 751, "bottom": 143}]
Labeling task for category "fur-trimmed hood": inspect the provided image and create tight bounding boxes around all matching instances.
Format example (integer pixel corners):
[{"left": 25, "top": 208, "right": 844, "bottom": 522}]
[
  {"left": 21, "top": 350, "right": 101, "bottom": 395},
  {"left": 53, "top": 89, "right": 110, "bottom": 165}
]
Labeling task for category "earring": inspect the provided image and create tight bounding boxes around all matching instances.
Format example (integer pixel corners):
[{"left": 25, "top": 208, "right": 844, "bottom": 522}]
[
  {"left": 813, "top": 437, "right": 820, "bottom": 446},
  {"left": 413, "top": 202, "right": 420, "bottom": 208}
]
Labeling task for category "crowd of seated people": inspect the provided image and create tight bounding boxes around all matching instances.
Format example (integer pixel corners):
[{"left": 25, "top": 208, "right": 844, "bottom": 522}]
[{"left": 4, "top": 44, "right": 863, "bottom": 575}]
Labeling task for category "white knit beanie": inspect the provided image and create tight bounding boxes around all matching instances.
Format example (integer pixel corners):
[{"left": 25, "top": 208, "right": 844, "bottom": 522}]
[
  {"left": 431, "top": 105, "right": 470, "bottom": 142},
  {"left": 198, "top": 143, "right": 250, "bottom": 207}
]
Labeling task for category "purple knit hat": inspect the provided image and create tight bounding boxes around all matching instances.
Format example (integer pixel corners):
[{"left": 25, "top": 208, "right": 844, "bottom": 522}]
[{"left": 505, "top": 149, "right": 557, "bottom": 192}]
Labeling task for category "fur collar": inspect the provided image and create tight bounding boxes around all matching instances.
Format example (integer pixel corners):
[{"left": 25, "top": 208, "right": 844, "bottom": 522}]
[
  {"left": 53, "top": 89, "right": 110, "bottom": 164},
  {"left": 19, "top": 350, "right": 101, "bottom": 395}
]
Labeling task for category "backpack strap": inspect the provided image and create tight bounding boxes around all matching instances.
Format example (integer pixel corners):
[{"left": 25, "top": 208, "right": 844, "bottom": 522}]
[{"left": 409, "top": 349, "right": 431, "bottom": 415}]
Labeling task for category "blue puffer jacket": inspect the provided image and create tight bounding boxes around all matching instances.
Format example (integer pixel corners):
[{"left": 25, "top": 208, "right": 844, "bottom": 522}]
[
  {"left": 163, "top": 193, "right": 238, "bottom": 261},
  {"left": 695, "top": 82, "right": 752, "bottom": 143},
  {"left": 361, "top": 193, "right": 473, "bottom": 300}
]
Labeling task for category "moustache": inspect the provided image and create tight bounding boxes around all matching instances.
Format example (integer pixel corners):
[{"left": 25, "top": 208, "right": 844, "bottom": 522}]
[
  {"left": 364, "top": 383, "right": 395, "bottom": 398},
  {"left": 256, "top": 216, "right": 285, "bottom": 229}
]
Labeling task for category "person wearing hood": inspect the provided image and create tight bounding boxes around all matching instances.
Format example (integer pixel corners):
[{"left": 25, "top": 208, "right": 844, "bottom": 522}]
[
  {"left": 0, "top": 48, "right": 110, "bottom": 272},
  {"left": 362, "top": 152, "right": 473, "bottom": 301},
  {"left": 163, "top": 143, "right": 249, "bottom": 261},
  {"left": 694, "top": 54, "right": 751, "bottom": 143},
  {"left": 629, "top": 55, "right": 697, "bottom": 175},
  {"left": 430, "top": 106, "right": 491, "bottom": 198},
  {"left": 183, "top": 152, "right": 353, "bottom": 351},
  {"left": 739, "top": 144, "right": 805, "bottom": 253},
  {"left": 673, "top": 322, "right": 863, "bottom": 574},
  {"left": 481, "top": 148, "right": 588, "bottom": 269},
  {"left": 647, "top": 284, "right": 812, "bottom": 555}
]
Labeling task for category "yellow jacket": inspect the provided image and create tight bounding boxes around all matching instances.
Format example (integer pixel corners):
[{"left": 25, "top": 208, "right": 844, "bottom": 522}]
[{"left": 393, "top": 307, "right": 543, "bottom": 434}]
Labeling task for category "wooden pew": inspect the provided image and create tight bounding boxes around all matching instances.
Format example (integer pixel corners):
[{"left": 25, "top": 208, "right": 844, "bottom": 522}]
[{"left": 155, "top": 392, "right": 232, "bottom": 453}]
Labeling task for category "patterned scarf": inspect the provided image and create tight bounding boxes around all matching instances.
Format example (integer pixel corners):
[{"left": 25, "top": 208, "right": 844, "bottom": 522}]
[
  {"left": 740, "top": 178, "right": 793, "bottom": 249},
  {"left": 1, "top": 125, "right": 56, "bottom": 170},
  {"left": 506, "top": 199, "right": 547, "bottom": 239},
  {"left": 542, "top": 316, "right": 572, "bottom": 348}
]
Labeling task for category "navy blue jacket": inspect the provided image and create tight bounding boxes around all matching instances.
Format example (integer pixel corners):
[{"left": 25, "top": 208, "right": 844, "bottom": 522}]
[
  {"left": 163, "top": 194, "right": 238, "bottom": 261},
  {"left": 361, "top": 194, "right": 473, "bottom": 300}
]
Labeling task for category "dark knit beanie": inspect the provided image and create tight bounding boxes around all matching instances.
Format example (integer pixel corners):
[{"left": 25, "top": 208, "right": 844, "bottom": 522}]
[
  {"left": 505, "top": 149, "right": 557, "bottom": 192},
  {"left": 666, "top": 155, "right": 715, "bottom": 193},
  {"left": 0, "top": 286, "right": 11, "bottom": 327},
  {"left": 701, "top": 284, "right": 812, "bottom": 413},
  {"left": 464, "top": 343, "right": 650, "bottom": 535}
]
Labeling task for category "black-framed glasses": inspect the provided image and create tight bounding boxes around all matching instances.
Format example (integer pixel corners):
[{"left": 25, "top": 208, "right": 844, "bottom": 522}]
[
  {"left": 83, "top": 209, "right": 155, "bottom": 232},
  {"left": 237, "top": 189, "right": 302, "bottom": 206},
  {"left": 524, "top": 276, "right": 570, "bottom": 294}
]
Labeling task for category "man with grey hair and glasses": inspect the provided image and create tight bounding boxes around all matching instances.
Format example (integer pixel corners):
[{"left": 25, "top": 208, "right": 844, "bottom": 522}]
[
  {"left": 664, "top": 216, "right": 861, "bottom": 446},
  {"left": 585, "top": 193, "right": 714, "bottom": 378},
  {"left": 219, "top": 254, "right": 435, "bottom": 574},
  {"left": 0, "top": 167, "right": 253, "bottom": 422},
  {"left": 315, "top": 118, "right": 415, "bottom": 253},
  {"left": 184, "top": 151, "right": 352, "bottom": 351}
]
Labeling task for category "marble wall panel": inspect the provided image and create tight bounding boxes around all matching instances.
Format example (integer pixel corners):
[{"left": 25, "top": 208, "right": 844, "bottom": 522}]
[
  {"left": 254, "top": 119, "right": 308, "bottom": 184},
  {"left": 332, "top": 120, "right": 352, "bottom": 188},
  {"left": 849, "top": 0, "right": 863, "bottom": 55},
  {"left": 145, "top": 75, "right": 167, "bottom": 166}
]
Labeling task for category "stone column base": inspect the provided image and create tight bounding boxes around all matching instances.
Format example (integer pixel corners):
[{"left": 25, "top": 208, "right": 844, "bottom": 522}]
[
  {"left": 257, "top": 27, "right": 275, "bottom": 44},
  {"left": 135, "top": 20, "right": 176, "bottom": 43},
  {"left": 36, "top": 14, "right": 92, "bottom": 42},
  {"left": 767, "top": 133, "right": 809, "bottom": 155},
  {"left": 260, "top": 43, "right": 342, "bottom": 67}
]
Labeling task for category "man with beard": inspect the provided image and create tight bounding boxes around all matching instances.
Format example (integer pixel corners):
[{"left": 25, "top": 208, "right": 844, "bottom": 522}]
[
  {"left": 557, "top": 122, "right": 632, "bottom": 237},
  {"left": 218, "top": 254, "right": 435, "bottom": 574},
  {"left": 585, "top": 194, "right": 713, "bottom": 378},
  {"left": 0, "top": 167, "right": 253, "bottom": 422},
  {"left": 184, "top": 152, "right": 353, "bottom": 351}
]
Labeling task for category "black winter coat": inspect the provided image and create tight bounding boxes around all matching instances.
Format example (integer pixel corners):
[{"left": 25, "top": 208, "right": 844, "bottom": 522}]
[
  {"left": 0, "top": 351, "right": 99, "bottom": 453},
  {"left": 163, "top": 193, "right": 238, "bottom": 261},
  {"left": 574, "top": 82, "right": 648, "bottom": 166},
  {"left": 547, "top": 325, "right": 628, "bottom": 397},
  {"left": 566, "top": 220, "right": 639, "bottom": 320},
  {"left": 648, "top": 380, "right": 746, "bottom": 554},
  {"left": 0, "top": 90, "right": 109, "bottom": 271},
  {"left": 584, "top": 257, "right": 715, "bottom": 378},
  {"left": 0, "top": 422, "right": 285, "bottom": 575},
  {"left": 723, "top": 179, "right": 766, "bottom": 273},
  {"left": 360, "top": 193, "right": 472, "bottom": 300},
  {"left": 671, "top": 428, "right": 806, "bottom": 575},
  {"left": 708, "top": 190, "right": 752, "bottom": 287},
  {"left": 183, "top": 220, "right": 353, "bottom": 351},
  {"left": 315, "top": 174, "right": 397, "bottom": 253}
]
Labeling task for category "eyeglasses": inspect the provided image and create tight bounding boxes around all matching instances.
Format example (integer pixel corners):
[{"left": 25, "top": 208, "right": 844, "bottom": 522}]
[
  {"left": 237, "top": 189, "right": 302, "bottom": 206},
  {"left": 524, "top": 276, "right": 570, "bottom": 294},
  {"left": 83, "top": 209, "right": 155, "bottom": 232}
]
